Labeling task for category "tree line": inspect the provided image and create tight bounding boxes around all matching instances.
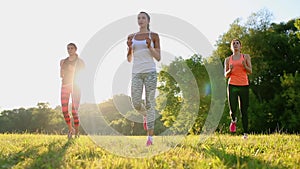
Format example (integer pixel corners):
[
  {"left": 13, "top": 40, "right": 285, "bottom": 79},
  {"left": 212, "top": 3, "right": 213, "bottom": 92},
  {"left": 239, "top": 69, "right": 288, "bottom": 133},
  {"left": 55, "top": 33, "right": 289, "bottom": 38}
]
[{"left": 1, "top": 9, "right": 299, "bottom": 135}]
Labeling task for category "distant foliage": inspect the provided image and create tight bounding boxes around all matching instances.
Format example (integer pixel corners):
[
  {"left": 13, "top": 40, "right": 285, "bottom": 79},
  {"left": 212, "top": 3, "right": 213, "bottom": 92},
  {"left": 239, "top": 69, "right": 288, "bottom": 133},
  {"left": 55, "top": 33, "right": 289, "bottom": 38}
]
[{"left": 1, "top": 9, "right": 299, "bottom": 134}]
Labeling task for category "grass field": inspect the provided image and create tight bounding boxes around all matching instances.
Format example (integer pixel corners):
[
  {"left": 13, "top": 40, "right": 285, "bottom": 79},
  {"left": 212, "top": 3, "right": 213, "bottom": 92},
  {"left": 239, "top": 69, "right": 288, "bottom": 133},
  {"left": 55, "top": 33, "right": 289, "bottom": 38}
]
[{"left": 0, "top": 134, "right": 299, "bottom": 169}]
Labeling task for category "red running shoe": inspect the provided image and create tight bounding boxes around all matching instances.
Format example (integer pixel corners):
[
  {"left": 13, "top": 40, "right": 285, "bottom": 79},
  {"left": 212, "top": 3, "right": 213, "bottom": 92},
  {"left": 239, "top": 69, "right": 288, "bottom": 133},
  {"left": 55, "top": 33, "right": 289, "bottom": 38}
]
[{"left": 229, "top": 121, "right": 236, "bottom": 133}]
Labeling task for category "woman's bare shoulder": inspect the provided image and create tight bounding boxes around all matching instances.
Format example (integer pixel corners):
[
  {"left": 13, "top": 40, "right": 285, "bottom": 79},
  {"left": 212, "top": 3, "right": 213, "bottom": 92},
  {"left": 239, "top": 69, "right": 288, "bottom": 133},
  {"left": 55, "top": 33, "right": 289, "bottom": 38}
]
[{"left": 127, "top": 33, "right": 135, "bottom": 39}]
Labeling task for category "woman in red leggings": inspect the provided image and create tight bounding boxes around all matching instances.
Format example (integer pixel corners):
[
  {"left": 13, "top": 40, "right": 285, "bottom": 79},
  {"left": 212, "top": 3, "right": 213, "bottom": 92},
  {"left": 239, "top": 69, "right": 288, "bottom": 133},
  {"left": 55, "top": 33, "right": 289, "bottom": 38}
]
[
  {"left": 60, "top": 43, "right": 85, "bottom": 139},
  {"left": 224, "top": 39, "right": 252, "bottom": 139}
]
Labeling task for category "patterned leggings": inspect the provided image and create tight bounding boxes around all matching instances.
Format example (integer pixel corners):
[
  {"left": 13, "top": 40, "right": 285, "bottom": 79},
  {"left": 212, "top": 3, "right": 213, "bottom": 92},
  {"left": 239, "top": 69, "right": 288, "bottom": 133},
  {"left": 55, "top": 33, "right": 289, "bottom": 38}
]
[
  {"left": 61, "top": 84, "right": 81, "bottom": 127},
  {"left": 131, "top": 72, "right": 157, "bottom": 130}
]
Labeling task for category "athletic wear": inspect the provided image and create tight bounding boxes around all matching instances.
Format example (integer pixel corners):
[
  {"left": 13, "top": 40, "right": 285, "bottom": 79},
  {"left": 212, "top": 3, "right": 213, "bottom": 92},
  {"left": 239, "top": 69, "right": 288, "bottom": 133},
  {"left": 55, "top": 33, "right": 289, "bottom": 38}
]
[
  {"left": 131, "top": 72, "right": 157, "bottom": 130},
  {"left": 227, "top": 54, "right": 249, "bottom": 134},
  {"left": 227, "top": 85, "right": 249, "bottom": 133},
  {"left": 146, "top": 136, "right": 153, "bottom": 146},
  {"left": 228, "top": 54, "right": 249, "bottom": 86},
  {"left": 60, "top": 56, "right": 85, "bottom": 132},
  {"left": 132, "top": 32, "right": 155, "bottom": 74},
  {"left": 61, "top": 84, "right": 80, "bottom": 127},
  {"left": 230, "top": 118, "right": 237, "bottom": 133},
  {"left": 130, "top": 32, "right": 157, "bottom": 131}
]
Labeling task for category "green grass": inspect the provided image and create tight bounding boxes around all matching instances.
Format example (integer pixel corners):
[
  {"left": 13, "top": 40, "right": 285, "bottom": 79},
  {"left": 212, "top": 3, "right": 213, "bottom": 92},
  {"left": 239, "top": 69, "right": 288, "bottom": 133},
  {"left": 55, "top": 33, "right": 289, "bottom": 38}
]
[{"left": 0, "top": 134, "right": 299, "bottom": 169}]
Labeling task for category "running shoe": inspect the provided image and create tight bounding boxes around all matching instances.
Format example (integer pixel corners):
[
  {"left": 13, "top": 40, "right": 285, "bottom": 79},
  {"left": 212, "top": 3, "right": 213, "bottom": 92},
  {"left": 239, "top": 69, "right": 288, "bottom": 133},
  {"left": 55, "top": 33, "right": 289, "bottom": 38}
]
[
  {"left": 229, "top": 118, "right": 237, "bottom": 133},
  {"left": 67, "top": 128, "right": 75, "bottom": 140},
  {"left": 146, "top": 139, "right": 153, "bottom": 146}
]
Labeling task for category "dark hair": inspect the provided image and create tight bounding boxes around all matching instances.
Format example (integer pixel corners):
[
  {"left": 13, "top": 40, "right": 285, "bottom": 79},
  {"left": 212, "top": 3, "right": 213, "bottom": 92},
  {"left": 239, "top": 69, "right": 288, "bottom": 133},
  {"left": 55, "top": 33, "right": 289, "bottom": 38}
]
[
  {"left": 139, "top": 11, "right": 150, "bottom": 31},
  {"left": 67, "top": 43, "right": 77, "bottom": 50}
]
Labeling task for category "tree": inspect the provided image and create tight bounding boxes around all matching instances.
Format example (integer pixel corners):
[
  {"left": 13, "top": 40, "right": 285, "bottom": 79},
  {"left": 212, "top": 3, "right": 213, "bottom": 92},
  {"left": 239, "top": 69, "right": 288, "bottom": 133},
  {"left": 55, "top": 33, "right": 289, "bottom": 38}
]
[
  {"left": 278, "top": 72, "right": 300, "bottom": 132},
  {"left": 157, "top": 54, "right": 212, "bottom": 134}
]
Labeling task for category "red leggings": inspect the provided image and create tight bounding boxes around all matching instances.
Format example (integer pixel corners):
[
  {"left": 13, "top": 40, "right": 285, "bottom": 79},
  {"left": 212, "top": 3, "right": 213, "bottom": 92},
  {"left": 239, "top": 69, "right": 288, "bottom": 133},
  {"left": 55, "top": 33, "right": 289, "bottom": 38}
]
[{"left": 61, "top": 84, "right": 81, "bottom": 127}]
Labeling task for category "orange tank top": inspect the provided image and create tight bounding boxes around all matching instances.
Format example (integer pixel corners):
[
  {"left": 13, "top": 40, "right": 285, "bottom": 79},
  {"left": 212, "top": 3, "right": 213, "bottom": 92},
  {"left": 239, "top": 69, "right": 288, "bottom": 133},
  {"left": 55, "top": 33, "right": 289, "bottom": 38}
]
[{"left": 228, "top": 54, "right": 249, "bottom": 86}]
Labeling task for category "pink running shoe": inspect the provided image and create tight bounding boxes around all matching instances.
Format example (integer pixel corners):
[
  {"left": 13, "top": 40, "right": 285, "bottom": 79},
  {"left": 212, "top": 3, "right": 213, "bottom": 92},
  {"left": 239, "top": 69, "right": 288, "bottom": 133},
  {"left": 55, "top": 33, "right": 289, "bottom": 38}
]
[
  {"left": 146, "top": 139, "right": 153, "bottom": 146},
  {"left": 229, "top": 121, "right": 236, "bottom": 133},
  {"left": 143, "top": 116, "right": 148, "bottom": 131}
]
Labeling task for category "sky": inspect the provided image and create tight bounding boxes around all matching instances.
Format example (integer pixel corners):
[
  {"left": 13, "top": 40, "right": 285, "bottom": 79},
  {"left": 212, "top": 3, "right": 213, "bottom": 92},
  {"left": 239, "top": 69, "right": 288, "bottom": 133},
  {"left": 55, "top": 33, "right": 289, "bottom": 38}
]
[{"left": 0, "top": 0, "right": 299, "bottom": 111}]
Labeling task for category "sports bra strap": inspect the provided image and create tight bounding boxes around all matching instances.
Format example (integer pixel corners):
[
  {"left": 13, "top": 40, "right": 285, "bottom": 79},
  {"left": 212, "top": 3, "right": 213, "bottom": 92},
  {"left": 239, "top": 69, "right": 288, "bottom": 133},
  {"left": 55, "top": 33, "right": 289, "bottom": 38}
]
[
  {"left": 132, "top": 32, "right": 151, "bottom": 39},
  {"left": 230, "top": 54, "right": 244, "bottom": 61}
]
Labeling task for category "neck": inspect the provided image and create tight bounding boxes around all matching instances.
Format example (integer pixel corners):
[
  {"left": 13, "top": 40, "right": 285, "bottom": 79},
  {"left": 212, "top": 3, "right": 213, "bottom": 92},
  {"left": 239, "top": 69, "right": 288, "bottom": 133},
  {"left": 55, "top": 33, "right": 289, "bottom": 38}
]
[
  {"left": 233, "top": 51, "right": 241, "bottom": 56},
  {"left": 139, "top": 27, "right": 148, "bottom": 33},
  {"left": 69, "top": 54, "right": 77, "bottom": 60}
]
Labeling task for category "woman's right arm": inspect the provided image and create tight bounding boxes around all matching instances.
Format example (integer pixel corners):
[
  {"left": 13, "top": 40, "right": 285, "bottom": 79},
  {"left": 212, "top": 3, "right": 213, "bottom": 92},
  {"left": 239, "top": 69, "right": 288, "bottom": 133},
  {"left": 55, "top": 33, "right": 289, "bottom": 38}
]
[
  {"left": 224, "top": 57, "right": 232, "bottom": 78},
  {"left": 60, "top": 59, "right": 64, "bottom": 78},
  {"left": 127, "top": 34, "right": 133, "bottom": 62}
]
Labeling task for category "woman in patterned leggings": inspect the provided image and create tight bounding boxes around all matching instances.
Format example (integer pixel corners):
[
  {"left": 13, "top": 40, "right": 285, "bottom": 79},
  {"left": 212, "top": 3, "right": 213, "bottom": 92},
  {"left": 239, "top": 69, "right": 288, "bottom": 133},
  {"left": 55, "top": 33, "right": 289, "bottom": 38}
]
[
  {"left": 127, "top": 12, "right": 161, "bottom": 146},
  {"left": 60, "top": 43, "right": 85, "bottom": 139}
]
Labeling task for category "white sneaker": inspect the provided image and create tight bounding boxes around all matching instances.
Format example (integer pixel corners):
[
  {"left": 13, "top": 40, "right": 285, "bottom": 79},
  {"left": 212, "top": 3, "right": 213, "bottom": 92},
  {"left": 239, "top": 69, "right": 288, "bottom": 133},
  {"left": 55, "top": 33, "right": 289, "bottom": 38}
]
[{"left": 242, "top": 133, "right": 248, "bottom": 139}]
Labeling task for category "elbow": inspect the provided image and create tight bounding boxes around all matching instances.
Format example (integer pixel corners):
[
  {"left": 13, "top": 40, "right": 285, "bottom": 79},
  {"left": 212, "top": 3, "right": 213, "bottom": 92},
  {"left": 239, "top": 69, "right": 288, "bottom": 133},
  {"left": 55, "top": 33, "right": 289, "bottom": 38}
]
[{"left": 248, "top": 68, "right": 252, "bottom": 74}]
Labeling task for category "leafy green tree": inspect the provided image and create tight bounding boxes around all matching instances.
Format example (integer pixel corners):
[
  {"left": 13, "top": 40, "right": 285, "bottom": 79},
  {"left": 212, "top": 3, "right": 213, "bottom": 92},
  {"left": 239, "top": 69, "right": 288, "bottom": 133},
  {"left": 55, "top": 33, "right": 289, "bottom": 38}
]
[
  {"left": 278, "top": 72, "right": 300, "bottom": 132},
  {"left": 212, "top": 9, "right": 300, "bottom": 133},
  {"left": 294, "top": 18, "right": 300, "bottom": 39},
  {"left": 157, "top": 54, "right": 212, "bottom": 134}
]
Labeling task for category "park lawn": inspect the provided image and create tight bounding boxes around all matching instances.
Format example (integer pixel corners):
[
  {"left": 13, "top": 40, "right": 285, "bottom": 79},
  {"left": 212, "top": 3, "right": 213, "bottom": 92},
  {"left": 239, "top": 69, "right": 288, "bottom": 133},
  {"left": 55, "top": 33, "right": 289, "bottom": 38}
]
[{"left": 0, "top": 133, "right": 299, "bottom": 169}]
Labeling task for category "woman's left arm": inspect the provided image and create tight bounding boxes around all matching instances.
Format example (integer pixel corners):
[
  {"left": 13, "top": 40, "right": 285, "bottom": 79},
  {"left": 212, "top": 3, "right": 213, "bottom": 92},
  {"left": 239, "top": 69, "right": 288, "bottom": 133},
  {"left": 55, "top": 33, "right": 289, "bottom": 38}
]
[
  {"left": 242, "top": 54, "right": 252, "bottom": 74},
  {"left": 148, "top": 32, "right": 161, "bottom": 61}
]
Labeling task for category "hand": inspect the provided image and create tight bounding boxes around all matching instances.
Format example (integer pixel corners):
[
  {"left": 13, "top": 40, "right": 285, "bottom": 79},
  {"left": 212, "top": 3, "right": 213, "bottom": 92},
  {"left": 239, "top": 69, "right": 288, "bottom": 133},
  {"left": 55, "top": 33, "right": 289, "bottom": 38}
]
[
  {"left": 242, "top": 60, "right": 246, "bottom": 68},
  {"left": 145, "top": 37, "right": 152, "bottom": 48}
]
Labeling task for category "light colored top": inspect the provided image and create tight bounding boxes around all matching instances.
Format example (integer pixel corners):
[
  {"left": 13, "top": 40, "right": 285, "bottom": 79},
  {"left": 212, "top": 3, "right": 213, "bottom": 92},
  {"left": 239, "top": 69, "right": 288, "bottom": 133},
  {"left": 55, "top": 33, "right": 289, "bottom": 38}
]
[
  {"left": 228, "top": 54, "right": 249, "bottom": 86},
  {"left": 132, "top": 32, "right": 156, "bottom": 73}
]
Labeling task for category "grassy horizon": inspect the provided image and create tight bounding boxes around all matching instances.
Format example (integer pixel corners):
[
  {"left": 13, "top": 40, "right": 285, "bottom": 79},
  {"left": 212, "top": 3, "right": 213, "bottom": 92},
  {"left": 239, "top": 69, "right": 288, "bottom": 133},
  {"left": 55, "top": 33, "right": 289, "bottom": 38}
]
[{"left": 0, "top": 133, "right": 299, "bottom": 169}]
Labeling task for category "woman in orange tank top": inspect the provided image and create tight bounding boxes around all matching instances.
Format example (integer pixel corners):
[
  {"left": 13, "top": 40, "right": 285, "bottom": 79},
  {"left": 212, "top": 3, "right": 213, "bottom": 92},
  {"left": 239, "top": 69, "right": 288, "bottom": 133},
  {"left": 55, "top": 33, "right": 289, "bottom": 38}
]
[{"left": 224, "top": 39, "right": 252, "bottom": 139}]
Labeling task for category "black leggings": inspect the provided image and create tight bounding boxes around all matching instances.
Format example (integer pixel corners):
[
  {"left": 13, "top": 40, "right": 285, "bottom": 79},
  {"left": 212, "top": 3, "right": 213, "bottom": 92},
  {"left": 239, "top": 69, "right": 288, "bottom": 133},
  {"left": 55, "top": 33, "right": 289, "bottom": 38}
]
[{"left": 227, "top": 84, "right": 249, "bottom": 133}]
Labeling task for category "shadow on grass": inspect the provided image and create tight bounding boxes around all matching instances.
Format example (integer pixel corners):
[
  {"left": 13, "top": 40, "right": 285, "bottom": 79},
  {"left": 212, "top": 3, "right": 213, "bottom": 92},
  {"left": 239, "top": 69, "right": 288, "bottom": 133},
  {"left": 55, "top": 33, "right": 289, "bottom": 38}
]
[
  {"left": 0, "top": 144, "right": 43, "bottom": 169},
  {"left": 0, "top": 138, "right": 75, "bottom": 169},
  {"left": 26, "top": 140, "right": 74, "bottom": 169},
  {"left": 203, "top": 147, "right": 282, "bottom": 169}
]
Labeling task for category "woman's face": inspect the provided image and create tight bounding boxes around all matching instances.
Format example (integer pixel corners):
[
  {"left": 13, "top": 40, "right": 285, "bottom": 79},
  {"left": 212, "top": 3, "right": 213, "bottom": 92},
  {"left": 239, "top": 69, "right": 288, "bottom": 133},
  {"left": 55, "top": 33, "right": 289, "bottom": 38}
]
[
  {"left": 231, "top": 40, "right": 241, "bottom": 51},
  {"left": 67, "top": 45, "right": 77, "bottom": 56},
  {"left": 138, "top": 13, "right": 149, "bottom": 29}
]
